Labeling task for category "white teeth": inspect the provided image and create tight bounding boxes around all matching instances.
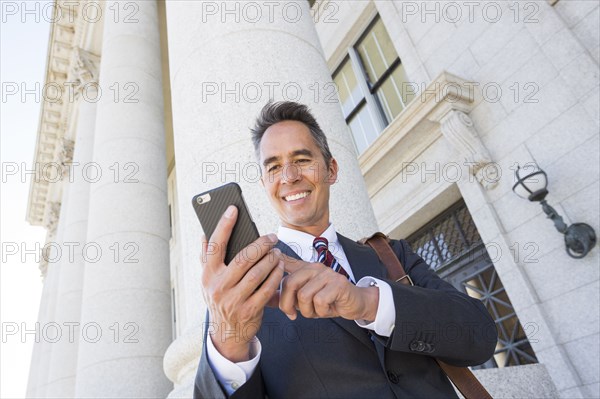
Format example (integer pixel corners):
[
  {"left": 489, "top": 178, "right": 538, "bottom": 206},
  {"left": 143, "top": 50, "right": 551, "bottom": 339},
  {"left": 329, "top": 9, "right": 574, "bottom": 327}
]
[{"left": 285, "top": 192, "right": 309, "bottom": 201}]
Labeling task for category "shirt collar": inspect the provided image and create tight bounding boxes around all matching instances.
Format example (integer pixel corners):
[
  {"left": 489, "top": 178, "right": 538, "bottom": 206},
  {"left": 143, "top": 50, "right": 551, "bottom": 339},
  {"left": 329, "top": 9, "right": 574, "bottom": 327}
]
[{"left": 277, "top": 223, "right": 340, "bottom": 262}]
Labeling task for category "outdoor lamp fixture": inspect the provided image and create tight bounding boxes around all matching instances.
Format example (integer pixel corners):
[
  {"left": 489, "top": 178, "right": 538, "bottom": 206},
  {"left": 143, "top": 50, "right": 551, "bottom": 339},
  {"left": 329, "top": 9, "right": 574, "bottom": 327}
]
[{"left": 512, "top": 164, "right": 596, "bottom": 259}]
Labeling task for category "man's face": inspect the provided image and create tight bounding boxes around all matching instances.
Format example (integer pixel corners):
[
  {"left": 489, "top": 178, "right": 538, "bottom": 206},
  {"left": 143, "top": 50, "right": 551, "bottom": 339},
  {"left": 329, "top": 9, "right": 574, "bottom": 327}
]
[{"left": 259, "top": 120, "right": 338, "bottom": 236}]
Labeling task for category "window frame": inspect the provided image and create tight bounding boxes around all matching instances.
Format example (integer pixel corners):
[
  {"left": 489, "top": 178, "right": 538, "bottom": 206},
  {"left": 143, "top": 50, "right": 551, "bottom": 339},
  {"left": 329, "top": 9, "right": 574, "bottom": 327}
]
[
  {"left": 332, "top": 14, "right": 410, "bottom": 154},
  {"left": 406, "top": 200, "right": 539, "bottom": 369}
]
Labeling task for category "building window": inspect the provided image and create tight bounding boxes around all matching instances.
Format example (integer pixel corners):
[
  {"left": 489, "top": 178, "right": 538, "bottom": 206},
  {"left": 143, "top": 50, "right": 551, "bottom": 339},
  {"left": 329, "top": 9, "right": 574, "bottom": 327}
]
[
  {"left": 407, "top": 200, "right": 539, "bottom": 369},
  {"left": 333, "top": 15, "right": 415, "bottom": 155}
]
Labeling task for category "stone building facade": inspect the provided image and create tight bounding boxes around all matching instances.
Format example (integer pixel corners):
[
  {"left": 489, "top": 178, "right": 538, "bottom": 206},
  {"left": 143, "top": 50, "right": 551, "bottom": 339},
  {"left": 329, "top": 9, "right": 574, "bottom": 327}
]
[{"left": 26, "top": 1, "right": 598, "bottom": 398}]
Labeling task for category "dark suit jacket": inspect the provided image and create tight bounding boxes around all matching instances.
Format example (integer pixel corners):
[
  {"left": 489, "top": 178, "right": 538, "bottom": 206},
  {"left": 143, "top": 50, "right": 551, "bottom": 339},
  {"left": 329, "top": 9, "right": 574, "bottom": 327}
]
[{"left": 194, "top": 235, "right": 497, "bottom": 399}]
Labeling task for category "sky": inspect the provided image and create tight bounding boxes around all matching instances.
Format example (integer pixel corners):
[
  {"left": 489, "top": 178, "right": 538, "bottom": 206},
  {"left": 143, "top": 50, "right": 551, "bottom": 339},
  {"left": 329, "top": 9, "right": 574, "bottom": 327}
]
[{"left": 1, "top": 1, "right": 53, "bottom": 397}]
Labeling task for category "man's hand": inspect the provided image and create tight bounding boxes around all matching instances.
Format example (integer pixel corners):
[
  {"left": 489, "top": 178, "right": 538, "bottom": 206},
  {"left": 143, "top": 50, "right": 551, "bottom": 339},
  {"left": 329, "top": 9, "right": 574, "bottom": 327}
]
[
  {"left": 279, "top": 255, "right": 379, "bottom": 322},
  {"left": 200, "top": 205, "right": 284, "bottom": 363}
]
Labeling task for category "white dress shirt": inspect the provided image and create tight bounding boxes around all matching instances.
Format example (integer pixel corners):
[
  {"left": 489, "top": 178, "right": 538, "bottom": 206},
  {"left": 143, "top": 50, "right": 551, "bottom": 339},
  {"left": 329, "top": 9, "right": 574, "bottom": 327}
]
[{"left": 206, "top": 223, "right": 397, "bottom": 395}]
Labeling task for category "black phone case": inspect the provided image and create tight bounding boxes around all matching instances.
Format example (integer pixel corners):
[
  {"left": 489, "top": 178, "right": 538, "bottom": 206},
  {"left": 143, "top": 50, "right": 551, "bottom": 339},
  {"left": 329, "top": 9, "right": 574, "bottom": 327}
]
[{"left": 191, "top": 182, "right": 260, "bottom": 265}]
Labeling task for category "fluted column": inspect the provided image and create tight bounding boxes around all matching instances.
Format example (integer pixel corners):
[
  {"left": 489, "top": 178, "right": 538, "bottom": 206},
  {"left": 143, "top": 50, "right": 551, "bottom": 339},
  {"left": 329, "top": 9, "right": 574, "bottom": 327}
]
[
  {"left": 74, "top": 1, "right": 172, "bottom": 397},
  {"left": 29, "top": 188, "right": 70, "bottom": 397},
  {"left": 45, "top": 50, "right": 99, "bottom": 397},
  {"left": 163, "top": 1, "right": 378, "bottom": 396},
  {"left": 27, "top": 253, "right": 60, "bottom": 398},
  {"left": 25, "top": 249, "right": 59, "bottom": 399},
  {"left": 25, "top": 297, "right": 42, "bottom": 398}
]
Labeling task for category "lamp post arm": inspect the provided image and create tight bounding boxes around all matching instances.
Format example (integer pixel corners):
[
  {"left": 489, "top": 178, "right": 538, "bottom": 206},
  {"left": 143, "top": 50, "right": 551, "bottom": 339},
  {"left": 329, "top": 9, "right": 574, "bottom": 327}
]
[{"left": 540, "top": 200, "right": 568, "bottom": 233}]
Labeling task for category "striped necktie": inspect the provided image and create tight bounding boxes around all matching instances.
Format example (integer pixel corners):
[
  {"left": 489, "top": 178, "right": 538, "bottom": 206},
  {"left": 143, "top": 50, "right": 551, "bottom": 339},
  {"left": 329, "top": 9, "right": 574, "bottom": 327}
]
[{"left": 313, "top": 237, "right": 351, "bottom": 281}]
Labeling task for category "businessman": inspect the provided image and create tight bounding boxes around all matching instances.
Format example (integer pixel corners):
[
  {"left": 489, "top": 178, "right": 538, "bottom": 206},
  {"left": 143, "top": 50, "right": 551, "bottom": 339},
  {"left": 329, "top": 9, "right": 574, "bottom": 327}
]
[{"left": 194, "top": 101, "right": 497, "bottom": 398}]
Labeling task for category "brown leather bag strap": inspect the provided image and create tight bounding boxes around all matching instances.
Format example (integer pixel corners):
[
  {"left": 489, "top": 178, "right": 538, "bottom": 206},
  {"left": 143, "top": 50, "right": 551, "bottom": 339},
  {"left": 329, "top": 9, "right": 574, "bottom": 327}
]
[
  {"left": 361, "top": 232, "right": 493, "bottom": 399},
  {"left": 359, "top": 232, "right": 414, "bottom": 286},
  {"left": 437, "top": 362, "right": 493, "bottom": 399}
]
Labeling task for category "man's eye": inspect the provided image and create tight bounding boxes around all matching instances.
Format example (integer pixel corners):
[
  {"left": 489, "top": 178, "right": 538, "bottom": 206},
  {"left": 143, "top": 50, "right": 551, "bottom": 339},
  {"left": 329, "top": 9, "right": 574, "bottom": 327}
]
[
  {"left": 295, "top": 159, "right": 310, "bottom": 164},
  {"left": 268, "top": 165, "right": 281, "bottom": 173}
]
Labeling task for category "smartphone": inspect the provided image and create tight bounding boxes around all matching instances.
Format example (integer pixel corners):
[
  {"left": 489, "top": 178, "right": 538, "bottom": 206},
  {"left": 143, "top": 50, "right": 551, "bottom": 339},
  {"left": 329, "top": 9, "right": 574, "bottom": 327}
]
[{"left": 192, "top": 182, "right": 260, "bottom": 265}]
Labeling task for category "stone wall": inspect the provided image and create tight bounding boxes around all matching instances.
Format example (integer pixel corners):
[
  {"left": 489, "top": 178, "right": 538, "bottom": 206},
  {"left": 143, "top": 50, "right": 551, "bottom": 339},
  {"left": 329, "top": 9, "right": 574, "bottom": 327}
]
[{"left": 314, "top": 1, "right": 599, "bottom": 397}]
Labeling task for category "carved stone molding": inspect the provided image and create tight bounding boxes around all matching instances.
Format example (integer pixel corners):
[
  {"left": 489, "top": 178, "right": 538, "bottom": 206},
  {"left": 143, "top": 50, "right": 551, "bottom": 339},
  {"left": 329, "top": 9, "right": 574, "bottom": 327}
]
[
  {"left": 27, "top": 8, "right": 78, "bottom": 227},
  {"left": 45, "top": 201, "right": 61, "bottom": 236},
  {"left": 439, "top": 110, "right": 499, "bottom": 190},
  {"left": 39, "top": 260, "right": 48, "bottom": 279},
  {"left": 71, "top": 47, "right": 100, "bottom": 95},
  {"left": 359, "top": 71, "right": 498, "bottom": 197},
  {"left": 41, "top": 200, "right": 61, "bottom": 279},
  {"left": 57, "top": 138, "right": 75, "bottom": 176}
]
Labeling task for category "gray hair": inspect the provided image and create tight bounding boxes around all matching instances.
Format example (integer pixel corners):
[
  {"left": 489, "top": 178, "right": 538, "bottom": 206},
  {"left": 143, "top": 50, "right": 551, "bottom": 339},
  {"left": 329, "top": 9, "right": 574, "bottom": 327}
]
[{"left": 250, "top": 101, "right": 333, "bottom": 166}]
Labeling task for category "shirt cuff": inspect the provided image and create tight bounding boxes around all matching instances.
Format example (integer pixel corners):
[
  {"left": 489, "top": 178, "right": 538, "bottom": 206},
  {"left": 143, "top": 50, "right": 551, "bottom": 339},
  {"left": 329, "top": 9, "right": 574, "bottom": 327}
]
[
  {"left": 206, "top": 334, "right": 261, "bottom": 395},
  {"left": 355, "top": 276, "right": 396, "bottom": 337}
]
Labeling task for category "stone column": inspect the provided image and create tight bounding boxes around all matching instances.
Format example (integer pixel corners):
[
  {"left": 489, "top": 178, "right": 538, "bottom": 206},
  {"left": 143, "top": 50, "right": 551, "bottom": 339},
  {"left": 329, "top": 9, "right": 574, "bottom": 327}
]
[
  {"left": 45, "top": 49, "right": 99, "bottom": 397},
  {"left": 74, "top": 1, "right": 172, "bottom": 397},
  {"left": 163, "top": 1, "right": 378, "bottom": 396},
  {"left": 25, "top": 249, "right": 59, "bottom": 399},
  {"left": 25, "top": 296, "right": 42, "bottom": 398},
  {"left": 27, "top": 258, "right": 60, "bottom": 398},
  {"left": 30, "top": 189, "right": 70, "bottom": 397}
]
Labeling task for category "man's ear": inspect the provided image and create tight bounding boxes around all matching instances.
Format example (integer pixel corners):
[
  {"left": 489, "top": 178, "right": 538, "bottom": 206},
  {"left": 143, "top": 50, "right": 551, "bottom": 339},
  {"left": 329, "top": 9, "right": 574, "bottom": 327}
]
[{"left": 327, "top": 158, "right": 339, "bottom": 184}]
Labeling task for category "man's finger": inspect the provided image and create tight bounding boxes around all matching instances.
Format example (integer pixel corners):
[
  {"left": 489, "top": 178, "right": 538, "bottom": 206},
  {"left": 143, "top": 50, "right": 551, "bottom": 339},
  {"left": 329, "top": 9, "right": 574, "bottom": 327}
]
[
  {"left": 229, "top": 234, "right": 278, "bottom": 272},
  {"left": 265, "top": 290, "right": 281, "bottom": 308},
  {"left": 236, "top": 248, "right": 281, "bottom": 295},
  {"left": 216, "top": 236, "right": 278, "bottom": 291},
  {"left": 279, "top": 269, "right": 317, "bottom": 319},
  {"left": 312, "top": 284, "right": 340, "bottom": 318},
  {"left": 207, "top": 205, "right": 238, "bottom": 265},
  {"left": 201, "top": 234, "right": 208, "bottom": 259},
  {"left": 250, "top": 260, "right": 284, "bottom": 309},
  {"left": 280, "top": 253, "right": 309, "bottom": 274},
  {"left": 278, "top": 275, "right": 297, "bottom": 320},
  {"left": 296, "top": 272, "right": 330, "bottom": 318}
]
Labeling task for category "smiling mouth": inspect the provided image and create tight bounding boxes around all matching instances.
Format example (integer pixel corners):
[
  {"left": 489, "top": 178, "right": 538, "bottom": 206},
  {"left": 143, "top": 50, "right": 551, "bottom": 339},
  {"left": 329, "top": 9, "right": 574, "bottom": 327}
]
[{"left": 283, "top": 191, "right": 311, "bottom": 201}]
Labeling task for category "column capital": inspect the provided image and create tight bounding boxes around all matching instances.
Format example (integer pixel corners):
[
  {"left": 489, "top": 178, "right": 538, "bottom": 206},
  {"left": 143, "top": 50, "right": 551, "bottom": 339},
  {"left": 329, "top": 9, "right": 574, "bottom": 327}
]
[{"left": 439, "top": 109, "right": 498, "bottom": 190}]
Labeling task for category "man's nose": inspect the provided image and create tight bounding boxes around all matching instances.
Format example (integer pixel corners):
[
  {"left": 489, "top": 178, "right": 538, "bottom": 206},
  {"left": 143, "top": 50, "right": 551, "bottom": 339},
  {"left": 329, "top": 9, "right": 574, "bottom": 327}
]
[{"left": 280, "top": 163, "right": 302, "bottom": 183}]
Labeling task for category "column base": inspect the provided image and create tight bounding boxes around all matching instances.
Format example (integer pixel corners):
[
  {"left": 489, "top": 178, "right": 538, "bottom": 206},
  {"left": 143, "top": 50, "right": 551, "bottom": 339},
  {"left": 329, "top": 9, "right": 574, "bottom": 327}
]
[{"left": 163, "top": 326, "right": 203, "bottom": 397}]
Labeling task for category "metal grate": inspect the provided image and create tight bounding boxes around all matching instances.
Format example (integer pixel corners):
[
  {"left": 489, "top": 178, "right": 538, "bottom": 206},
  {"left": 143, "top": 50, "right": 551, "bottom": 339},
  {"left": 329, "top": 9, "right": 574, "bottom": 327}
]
[
  {"left": 463, "top": 265, "right": 538, "bottom": 367},
  {"left": 407, "top": 200, "right": 538, "bottom": 368},
  {"left": 407, "top": 201, "right": 482, "bottom": 270}
]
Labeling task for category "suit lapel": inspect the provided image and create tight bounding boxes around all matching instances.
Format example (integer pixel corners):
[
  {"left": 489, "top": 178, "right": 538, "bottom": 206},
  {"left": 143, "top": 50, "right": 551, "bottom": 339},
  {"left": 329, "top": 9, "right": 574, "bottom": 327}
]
[
  {"left": 275, "top": 240, "right": 301, "bottom": 259},
  {"left": 275, "top": 239, "right": 376, "bottom": 351},
  {"left": 276, "top": 235, "right": 388, "bottom": 281},
  {"left": 337, "top": 234, "right": 388, "bottom": 282},
  {"left": 338, "top": 234, "right": 391, "bottom": 368}
]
